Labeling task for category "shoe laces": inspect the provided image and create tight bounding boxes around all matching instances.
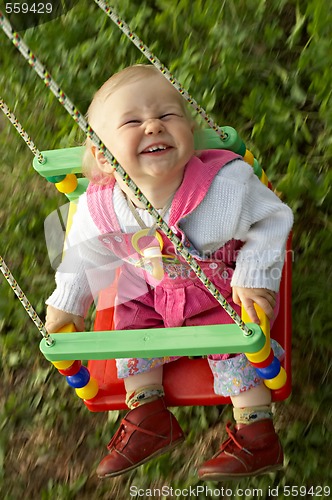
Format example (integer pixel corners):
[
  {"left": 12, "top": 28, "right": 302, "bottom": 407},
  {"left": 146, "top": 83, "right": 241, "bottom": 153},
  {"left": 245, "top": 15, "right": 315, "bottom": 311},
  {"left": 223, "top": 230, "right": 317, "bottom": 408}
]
[
  {"left": 107, "top": 422, "right": 127, "bottom": 450},
  {"left": 107, "top": 417, "right": 168, "bottom": 450},
  {"left": 220, "top": 422, "right": 253, "bottom": 456}
]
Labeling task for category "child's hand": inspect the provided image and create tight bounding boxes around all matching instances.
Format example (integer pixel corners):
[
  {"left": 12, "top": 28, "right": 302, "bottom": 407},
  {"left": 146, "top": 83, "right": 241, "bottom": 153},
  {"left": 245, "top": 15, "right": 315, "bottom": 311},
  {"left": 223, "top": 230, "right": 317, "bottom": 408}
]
[
  {"left": 45, "top": 305, "right": 85, "bottom": 333},
  {"left": 232, "top": 287, "right": 276, "bottom": 324}
]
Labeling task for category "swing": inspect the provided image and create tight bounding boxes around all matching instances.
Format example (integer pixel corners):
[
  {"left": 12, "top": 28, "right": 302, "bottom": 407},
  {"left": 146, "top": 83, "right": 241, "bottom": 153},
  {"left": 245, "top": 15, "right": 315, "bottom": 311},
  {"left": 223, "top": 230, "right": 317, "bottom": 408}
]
[
  {"left": 0, "top": 4, "right": 292, "bottom": 412},
  {"left": 32, "top": 139, "right": 292, "bottom": 410}
]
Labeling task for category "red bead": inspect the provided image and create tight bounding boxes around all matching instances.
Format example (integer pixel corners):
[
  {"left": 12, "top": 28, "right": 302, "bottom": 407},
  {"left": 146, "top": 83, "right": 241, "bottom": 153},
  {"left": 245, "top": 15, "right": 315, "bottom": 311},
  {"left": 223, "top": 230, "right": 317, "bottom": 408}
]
[
  {"left": 250, "top": 348, "right": 274, "bottom": 368},
  {"left": 58, "top": 359, "right": 82, "bottom": 376}
]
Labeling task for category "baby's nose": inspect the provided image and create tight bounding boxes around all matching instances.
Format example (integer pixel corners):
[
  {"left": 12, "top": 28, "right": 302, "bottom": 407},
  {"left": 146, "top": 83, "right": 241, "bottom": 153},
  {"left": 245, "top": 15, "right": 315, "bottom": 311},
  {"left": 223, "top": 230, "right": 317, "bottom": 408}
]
[{"left": 145, "top": 118, "right": 164, "bottom": 134}]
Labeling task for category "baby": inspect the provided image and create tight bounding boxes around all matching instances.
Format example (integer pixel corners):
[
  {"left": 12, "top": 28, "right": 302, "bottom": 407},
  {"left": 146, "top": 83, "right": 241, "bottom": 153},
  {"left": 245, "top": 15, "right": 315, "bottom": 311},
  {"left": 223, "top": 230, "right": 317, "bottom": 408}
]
[{"left": 46, "top": 64, "right": 293, "bottom": 480}]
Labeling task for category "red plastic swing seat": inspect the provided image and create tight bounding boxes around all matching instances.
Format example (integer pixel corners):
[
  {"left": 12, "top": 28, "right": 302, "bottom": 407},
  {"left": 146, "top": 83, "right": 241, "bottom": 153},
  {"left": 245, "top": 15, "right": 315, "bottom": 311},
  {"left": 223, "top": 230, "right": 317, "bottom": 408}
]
[{"left": 84, "top": 238, "right": 292, "bottom": 412}]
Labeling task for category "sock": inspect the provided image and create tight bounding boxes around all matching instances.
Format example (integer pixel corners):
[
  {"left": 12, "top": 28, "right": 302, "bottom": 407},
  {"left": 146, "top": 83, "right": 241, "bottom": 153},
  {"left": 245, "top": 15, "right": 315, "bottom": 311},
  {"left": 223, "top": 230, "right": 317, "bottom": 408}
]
[
  {"left": 233, "top": 405, "right": 273, "bottom": 426},
  {"left": 125, "top": 384, "right": 165, "bottom": 409}
]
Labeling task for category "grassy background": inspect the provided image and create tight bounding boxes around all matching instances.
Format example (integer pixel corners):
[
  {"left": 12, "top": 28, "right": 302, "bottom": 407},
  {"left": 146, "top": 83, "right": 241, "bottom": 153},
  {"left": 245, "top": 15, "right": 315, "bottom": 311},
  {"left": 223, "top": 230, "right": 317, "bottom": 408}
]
[{"left": 0, "top": 0, "right": 331, "bottom": 498}]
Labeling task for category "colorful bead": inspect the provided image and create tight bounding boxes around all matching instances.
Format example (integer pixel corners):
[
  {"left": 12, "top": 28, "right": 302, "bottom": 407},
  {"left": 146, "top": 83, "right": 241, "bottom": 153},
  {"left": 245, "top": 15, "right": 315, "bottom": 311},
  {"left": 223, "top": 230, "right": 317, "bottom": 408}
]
[
  {"left": 58, "top": 359, "right": 82, "bottom": 376},
  {"left": 55, "top": 174, "right": 78, "bottom": 193},
  {"left": 57, "top": 323, "right": 76, "bottom": 333},
  {"left": 51, "top": 324, "right": 77, "bottom": 369},
  {"left": 260, "top": 170, "right": 269, "bottom": 187},
  {"left": 75, "top": 377, "right": 99, "bottom": 400},
  {"left": 245, "top": 339, "right": 271, "bottom": 364},
  {"left": 250, "top": 348, "right": 274, "bottom": 368},
  {"left": 264, "top": 367, "right": 287, "bottom": 390},
  {"left": 243, "top": 149, "right": 255, "bottom": 166},
  {"left": 66, "top": 365, "right": 90, "bottom": 388},
  {"left": 45, "top": 174, "right": 66, "bottom": 183},
  {"left": 52, "top": 359, "right": 75, "bottom": 370},
  {"left": 255, "top": 356, "right": 281, "bottom": 379},
  {"left": 253, "top": 158, "right": 263, "bottom": 179}
]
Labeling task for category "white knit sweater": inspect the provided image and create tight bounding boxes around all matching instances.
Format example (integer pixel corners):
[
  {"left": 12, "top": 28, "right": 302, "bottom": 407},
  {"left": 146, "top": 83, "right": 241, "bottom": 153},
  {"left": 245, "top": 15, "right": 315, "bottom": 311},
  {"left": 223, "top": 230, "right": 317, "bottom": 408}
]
[{"left": 46, "top": 159, "right": 293, "bottom": 317}]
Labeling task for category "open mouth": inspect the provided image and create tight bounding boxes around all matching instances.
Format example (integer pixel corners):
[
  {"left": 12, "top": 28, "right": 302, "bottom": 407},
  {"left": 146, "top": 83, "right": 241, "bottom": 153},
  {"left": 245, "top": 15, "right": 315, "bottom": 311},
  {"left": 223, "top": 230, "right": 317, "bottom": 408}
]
[{"left": 141, "top": 144, "right": 172, "bottom": 154}]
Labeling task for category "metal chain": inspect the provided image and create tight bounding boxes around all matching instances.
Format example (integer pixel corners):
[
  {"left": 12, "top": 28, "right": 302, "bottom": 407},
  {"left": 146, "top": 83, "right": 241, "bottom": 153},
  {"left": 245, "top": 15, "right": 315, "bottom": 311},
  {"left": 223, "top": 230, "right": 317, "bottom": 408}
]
[
  {"left": 93, "top": 0, "right": 227, "bottom": 140},
  {"left": 0, "top": 11, "right": 252, "bottom": 336},
  {"left": 0, "top": 98, "right": 45, "bottom": 163},
  {"left": 0, "top": 256, "right": 54, "bottom": 346}
]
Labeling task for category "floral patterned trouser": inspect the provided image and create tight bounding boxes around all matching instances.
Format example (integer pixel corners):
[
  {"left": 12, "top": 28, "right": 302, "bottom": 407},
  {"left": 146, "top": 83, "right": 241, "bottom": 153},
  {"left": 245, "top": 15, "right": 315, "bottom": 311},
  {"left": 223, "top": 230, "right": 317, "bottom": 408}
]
[{"left": 116, "top": 339, "right": 284, "bottom": 397}]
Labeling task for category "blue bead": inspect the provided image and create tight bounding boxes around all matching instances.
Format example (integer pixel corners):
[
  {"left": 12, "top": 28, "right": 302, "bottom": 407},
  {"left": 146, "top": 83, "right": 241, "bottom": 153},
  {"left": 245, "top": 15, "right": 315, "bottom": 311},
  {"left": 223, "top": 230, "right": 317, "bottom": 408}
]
[
  {"left": 66, "top": 365, "right": 90, "bottom": 388},
  {"left": 255, "top": 357, "right": 281, "bottom": 379}
]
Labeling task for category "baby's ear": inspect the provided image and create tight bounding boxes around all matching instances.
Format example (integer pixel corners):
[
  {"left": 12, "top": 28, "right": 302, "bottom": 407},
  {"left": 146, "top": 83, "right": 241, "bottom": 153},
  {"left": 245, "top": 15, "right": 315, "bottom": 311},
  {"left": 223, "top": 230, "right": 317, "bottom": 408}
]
[{"left": 91, "top": 146, "right": 115, "bottom": 174}]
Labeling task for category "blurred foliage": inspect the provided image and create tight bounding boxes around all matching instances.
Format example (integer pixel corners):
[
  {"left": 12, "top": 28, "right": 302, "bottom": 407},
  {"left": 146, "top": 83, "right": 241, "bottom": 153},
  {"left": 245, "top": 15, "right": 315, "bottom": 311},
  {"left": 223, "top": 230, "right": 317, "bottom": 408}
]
[{"left": 0, "top": 0, "right": 331, "bottom": 498}]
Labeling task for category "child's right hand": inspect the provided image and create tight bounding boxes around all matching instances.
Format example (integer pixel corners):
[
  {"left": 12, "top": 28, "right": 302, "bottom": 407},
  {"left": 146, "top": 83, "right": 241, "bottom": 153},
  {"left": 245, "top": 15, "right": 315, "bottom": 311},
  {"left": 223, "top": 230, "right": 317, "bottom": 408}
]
[{"left": 45, "top": 305, "right": 85, "bottom": 333}]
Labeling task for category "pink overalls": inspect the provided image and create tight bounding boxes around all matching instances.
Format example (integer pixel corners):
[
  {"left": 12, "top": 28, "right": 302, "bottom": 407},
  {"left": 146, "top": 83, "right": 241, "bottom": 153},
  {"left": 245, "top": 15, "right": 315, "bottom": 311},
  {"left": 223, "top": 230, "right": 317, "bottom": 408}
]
[{"left": 87, "top": 150, "right": 284, "bottom": 396}]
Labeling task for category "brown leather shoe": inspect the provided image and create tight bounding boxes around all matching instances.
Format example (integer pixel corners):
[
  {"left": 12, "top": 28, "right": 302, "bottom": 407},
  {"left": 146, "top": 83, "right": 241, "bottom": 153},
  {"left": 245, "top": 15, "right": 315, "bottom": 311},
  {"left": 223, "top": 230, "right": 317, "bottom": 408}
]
[
  {"left": 96, "top": 397, "right": 184, "bottom": 478},
  {"left": 198, "top": 419, "right": 283, "bottom": 480}
]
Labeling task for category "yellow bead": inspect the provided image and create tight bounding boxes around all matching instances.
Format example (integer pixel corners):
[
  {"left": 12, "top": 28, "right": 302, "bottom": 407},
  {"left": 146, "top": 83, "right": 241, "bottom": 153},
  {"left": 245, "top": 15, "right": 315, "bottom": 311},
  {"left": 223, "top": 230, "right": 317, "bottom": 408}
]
[
  {"left": 55, "top": 174, "right": 78, "bottom": 193},
  {"left": 242, "top": 304, "right": 270, "bottom": 339},
  {"left": 260, "top": 170, "right": 269, "bottom": 186},
  {"left": 242, "top": 302, "right": 272, "bottom": 363},
  {"left": 264, "top": 367, "right": 287, "bottom": 390},
  {"left": 57, "top": 323, "right": 76, "bottom": 333},
  {"left": 245, "top": 339, "right": 271, "bottom": 363},
  {"left": 243, "top": 149, "right": 255, "bottom": 166},
  {"left": 51, "top": 324, "right": 77, "bottom": 369},
  {"left": 52, "top": 359, "right": 75, "bottom": 369},
  {"left": 75, "top": 377, "right": 99, "bottom": 400}
]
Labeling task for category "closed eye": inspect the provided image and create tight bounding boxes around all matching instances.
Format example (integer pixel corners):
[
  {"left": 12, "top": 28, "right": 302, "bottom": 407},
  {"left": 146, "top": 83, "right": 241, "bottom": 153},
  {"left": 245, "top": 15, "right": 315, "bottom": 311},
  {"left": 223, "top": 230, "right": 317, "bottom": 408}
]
[
  {"left": 159, "top": 113, "right": 180, "bottom": 120},
  {"left": 123, "top": 119, "right": 141, "bottom": 125}
]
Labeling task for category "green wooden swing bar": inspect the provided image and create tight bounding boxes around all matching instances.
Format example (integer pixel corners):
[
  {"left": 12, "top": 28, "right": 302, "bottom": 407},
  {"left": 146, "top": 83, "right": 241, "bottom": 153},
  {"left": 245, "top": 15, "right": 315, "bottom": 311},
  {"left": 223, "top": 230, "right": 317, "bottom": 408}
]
[{"left": 39, "top": 323, "right": 266, "bottom": 362}]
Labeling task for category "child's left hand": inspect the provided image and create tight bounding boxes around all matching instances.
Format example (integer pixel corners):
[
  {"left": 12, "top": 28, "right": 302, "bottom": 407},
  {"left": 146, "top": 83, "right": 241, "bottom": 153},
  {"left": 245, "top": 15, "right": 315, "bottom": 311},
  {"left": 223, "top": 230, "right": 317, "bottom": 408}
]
[{"left": 232, "top": 286, "right": 276, "bottom": 324}]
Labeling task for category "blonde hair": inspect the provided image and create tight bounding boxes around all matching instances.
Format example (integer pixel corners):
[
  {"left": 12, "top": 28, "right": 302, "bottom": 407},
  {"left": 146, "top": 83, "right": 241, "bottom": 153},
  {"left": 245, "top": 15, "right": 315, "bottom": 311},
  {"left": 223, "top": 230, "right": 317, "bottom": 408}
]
[{"left": 82, "top": 64, "right": 191, "bottom": 183}]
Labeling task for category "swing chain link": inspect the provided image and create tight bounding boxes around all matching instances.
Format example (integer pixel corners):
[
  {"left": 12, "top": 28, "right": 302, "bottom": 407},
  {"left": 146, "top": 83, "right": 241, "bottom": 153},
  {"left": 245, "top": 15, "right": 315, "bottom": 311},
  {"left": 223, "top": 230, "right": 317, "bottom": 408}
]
[
  {"left": 94, "top": 0, "right": 228, "bottom": 141},
  {"left": 0, "top": 98, "right": 45, "bottom": 164},
  {"left": 0, "top": 256, "right": 55, "bottom": 345}
]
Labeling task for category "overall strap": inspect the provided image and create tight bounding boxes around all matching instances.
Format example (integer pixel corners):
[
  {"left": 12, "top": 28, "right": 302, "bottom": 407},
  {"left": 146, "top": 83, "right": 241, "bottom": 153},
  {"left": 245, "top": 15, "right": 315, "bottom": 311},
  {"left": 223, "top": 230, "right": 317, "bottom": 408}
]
[
  {"left": 86, "top": 178, "right": 121, "bottom": 233},
  {"left": 169, "top": 150, "right": 240, "bottom": 225}
]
